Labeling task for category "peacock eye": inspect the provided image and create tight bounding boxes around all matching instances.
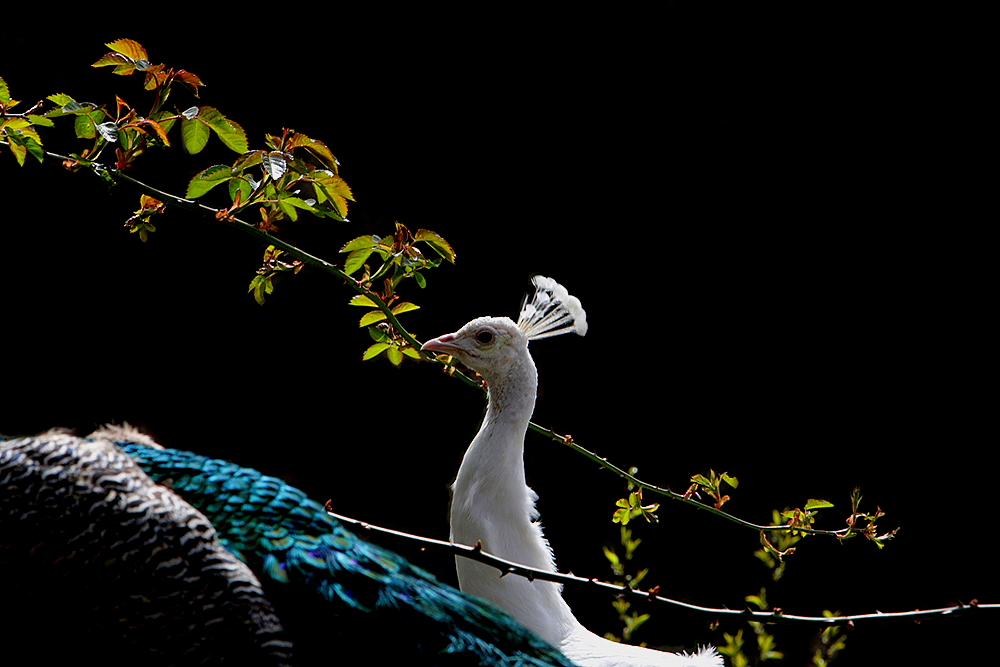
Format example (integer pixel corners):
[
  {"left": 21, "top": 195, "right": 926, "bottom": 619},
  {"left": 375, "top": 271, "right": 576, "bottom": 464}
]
[{"left": 474, "top": 329, "right": 494, "bottom": 345}]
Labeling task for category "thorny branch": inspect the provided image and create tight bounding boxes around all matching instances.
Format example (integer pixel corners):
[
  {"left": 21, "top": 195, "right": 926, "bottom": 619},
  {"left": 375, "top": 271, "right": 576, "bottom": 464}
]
[
  {"left": 5, "top": 140, "right": 894, "bottom": 544},
  {"left": 327, "top": 506, "right": 995, "bottom": 626},
  {"left": 1, "top": 142, "right": 423, "bottom": 354}
]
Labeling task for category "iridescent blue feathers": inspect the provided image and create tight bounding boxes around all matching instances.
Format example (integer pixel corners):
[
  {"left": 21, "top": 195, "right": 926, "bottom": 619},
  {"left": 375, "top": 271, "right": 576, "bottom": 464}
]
[{"left": 1, "top": 427, "right": 575, "bottom": 666}]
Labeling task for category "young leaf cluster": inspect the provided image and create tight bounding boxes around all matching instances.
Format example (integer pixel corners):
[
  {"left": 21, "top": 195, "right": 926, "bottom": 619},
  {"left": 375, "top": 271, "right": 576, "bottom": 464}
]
[
  {"left": 686, "top": 469, "right": 739, "bottom": 510},
  {"left": 611, "top": 487, "right": 660, "bottom": 526},
  {"left": 249, "top": 245, "right": 305, "bottom": 305},
  {"left": 1, "top": 39, "right": 244, "bottom": 176},
  {"left": 2, "top": 39, "right": 458, "bottom": 369},
  {"left": 724, "top": 502, "right": 849, "bottom": 666},
  {"left": 602, "top": 526, "right": 652, "bottom": 645},
  {"left": 841, "top": 487, "right": 897, "bottom": 549},
  {"left": 719, "top": 602, "right": 784, "bottom": 667},
  {"left": 340, "top": 222, "right": 456, "bottom": 365},
  {"left": 187, "top": 126, "right": 352, "bottom": 231},
  {"left": 125, "top": 194, "right": 166, "bottom": 242},
  {"left": 0, "top": 76, "right": 50, "bottom": 165}
]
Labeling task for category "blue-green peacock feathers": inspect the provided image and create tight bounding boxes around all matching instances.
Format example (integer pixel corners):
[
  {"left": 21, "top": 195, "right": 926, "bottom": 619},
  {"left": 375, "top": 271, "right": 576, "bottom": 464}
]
[{"left": 0, "top": 425, "right": 575, "bottom": 666}]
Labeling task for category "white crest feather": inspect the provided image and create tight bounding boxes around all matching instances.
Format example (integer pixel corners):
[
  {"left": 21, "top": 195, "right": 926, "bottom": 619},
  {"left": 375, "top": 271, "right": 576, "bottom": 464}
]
[{"left": 516, "top": 275, "right": 588, "bottom": 340}]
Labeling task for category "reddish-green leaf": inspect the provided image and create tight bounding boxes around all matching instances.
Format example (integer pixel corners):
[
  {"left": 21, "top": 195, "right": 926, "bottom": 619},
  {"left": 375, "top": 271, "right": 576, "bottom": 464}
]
[
  {"left": 314, "top": 172, "right": 353, "bottom": 218},
  {"left": 290, "top": 134, "right": 339, "bottom": 171},
  {"left": 0, "top": 76, "right": 12, "bottom": 106},
  {"left": 105, "top": 38, "right": 148, "bottom": 62},
  {"left": 415, "top": 229, "right": 456, "bottom": 263},
  {"left": 174, "top": 70, "right": 204, "bottom": 96}
]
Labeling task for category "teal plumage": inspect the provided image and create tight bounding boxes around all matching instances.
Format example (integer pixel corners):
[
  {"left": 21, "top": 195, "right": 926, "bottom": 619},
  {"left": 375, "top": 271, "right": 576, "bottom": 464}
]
[
  {"left": 1, "top": 430, "right": 293, "bottom": 665},
  {"left": 1, "top": 427, "right": 576, "bottom": 666}
]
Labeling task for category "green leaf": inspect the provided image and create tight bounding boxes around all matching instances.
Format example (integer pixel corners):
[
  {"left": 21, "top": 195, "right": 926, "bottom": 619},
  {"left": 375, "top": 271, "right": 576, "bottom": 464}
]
[
  {"left": 613, "top": 508, "right": 632, "bottom": 525},
  {"left": 26, "top": 114, "right": 54, "bottom": 128},
  {"left": 231, "top": 149, "right": 265, "bottom": 174},
  {"left": 181, "top": 114, "right": 211, "bottom": 154},
  {"left": 602, "top": 546, "right": 620, "bottom": 567},
  {"left": 47, "top": 99, "right": 98, "bottom": 119},
  {"left": 290, "top": 133, "right": 339, "bottom": 171},
  {"left": 390, "top": 301, "right": 420, "bottom": 315},
  {"left": 228, "top": 177, "right": 252, "bottom": 206},
  {"left": 72, "top": 113, "right": 94, "bottom": 139},
  {"left": 415, "top": 228, "right": 456, "bottom": 263},
  {"left": 359, "top": 310, "right": 387, "bottom": 327},
  {"left": 344, "top": 248, "right": 373, "bottom": 275},
  {"left": 279, "top": 195, "right": 315, "bottom": 213},
  {"left": 186, "top": 106, "right": 248, "bottom": 154},
  {"left": 340, "top": 235, "right": 377, "bottom": 253},
  {"left": 401, "top": 347, "right": 421, "bottom": 359},
  {"left": 5, "top": 135, "right": 26, "bottom": 166},
  {"left": 46, "top": 93, "right": 74, "bottom": 107},
  {"left": 103, "top": 38, "right": 149, "bottom": 62},
  {"left": 4, "top": 127, "right": 44, "bottom": 164},
  {"left": 204, "top": 107, "right": 248, "bottom": 153},
  {"left": 368, "top": 327, "right": 390, "bottom": 342},
  {"left": 314, "top": 172, "right": 354, "bottom": 218},
  {"left": 362, "top": 343, "right": 390, "bottom": 360},
  {"left": 387, "top": 346, "right": 404, "bottom": 366},
  {"left": 349, "top": 294, "right": 378, "bottom": 307},
  {"left": 805, "top": 498, "right": 834, "bottom": 510},
  {"left": 248, "top": 274, "right": 273, "bottom": 305},
  {"left": 187, "top": 165, "right": 233, "bottom": 198}
]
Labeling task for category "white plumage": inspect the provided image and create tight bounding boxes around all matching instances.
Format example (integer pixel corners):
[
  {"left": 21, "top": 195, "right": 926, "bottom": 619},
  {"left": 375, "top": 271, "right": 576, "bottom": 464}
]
[{"left": 423, "top": 276, "right": 721, "bottom": 667}]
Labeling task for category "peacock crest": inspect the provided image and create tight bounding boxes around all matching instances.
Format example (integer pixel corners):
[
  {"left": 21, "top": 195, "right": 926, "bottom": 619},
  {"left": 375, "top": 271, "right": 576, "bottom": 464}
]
[{"left": 516, "top": 276, "right": 588, "bottom": 341}]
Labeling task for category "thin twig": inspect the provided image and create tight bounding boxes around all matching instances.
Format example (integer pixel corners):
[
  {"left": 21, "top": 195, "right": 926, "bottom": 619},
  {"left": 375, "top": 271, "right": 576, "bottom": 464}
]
[
  {"left": 327, "top": 507, "right": 998, "bottom": 626},
  {"left": 530, "top": 422, "right": 859, "bottom": 538}
]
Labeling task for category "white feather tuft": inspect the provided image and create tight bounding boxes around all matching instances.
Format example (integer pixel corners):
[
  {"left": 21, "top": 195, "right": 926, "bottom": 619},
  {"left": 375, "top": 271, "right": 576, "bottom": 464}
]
[{"left": 516, "top": 275, "right": 588, "bottom": 341}]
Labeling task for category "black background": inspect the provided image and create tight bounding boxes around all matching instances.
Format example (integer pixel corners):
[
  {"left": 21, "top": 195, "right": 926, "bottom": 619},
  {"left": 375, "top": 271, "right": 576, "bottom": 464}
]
[{"left": 2, "top": 8, "right": 991, "bottom": 665}]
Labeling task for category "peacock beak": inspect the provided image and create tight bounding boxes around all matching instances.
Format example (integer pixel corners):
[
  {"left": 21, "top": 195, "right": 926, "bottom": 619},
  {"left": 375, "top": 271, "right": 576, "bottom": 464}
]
[{"left": 421, "top": 333, "right": 463, "bottom": 355}]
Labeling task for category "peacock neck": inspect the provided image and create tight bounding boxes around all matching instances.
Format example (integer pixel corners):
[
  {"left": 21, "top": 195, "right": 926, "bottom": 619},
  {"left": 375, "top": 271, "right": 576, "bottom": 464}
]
[
  {"left": 484, "top": 354, "right": 538, "bottom": 434},
  {"left": 452, "top": 348, "right": 540, "bottom": 527},
  {"left": 451, "top": 349, "right": 580, "bottom": 646}
]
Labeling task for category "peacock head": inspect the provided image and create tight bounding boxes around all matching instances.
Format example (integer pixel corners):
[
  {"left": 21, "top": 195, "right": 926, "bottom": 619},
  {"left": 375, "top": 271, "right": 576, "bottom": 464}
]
[
  {"left": 422, "top": 316, "right": 528, "bottom": 378},
  {"left": 421, "top": 276, "right": 587, "bottom": 381}
]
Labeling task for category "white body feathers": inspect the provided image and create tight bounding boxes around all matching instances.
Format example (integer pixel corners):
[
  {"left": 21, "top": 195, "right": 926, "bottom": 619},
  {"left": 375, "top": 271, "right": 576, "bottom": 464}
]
[{"left": 423, "top": 277, "right": 720, "bottom": 667}]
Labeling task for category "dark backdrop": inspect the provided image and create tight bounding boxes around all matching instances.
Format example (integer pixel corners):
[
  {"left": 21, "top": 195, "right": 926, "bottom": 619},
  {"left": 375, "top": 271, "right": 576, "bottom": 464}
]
[{"left": 2, "top": 9, "right": 990, "bottom": 665}]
